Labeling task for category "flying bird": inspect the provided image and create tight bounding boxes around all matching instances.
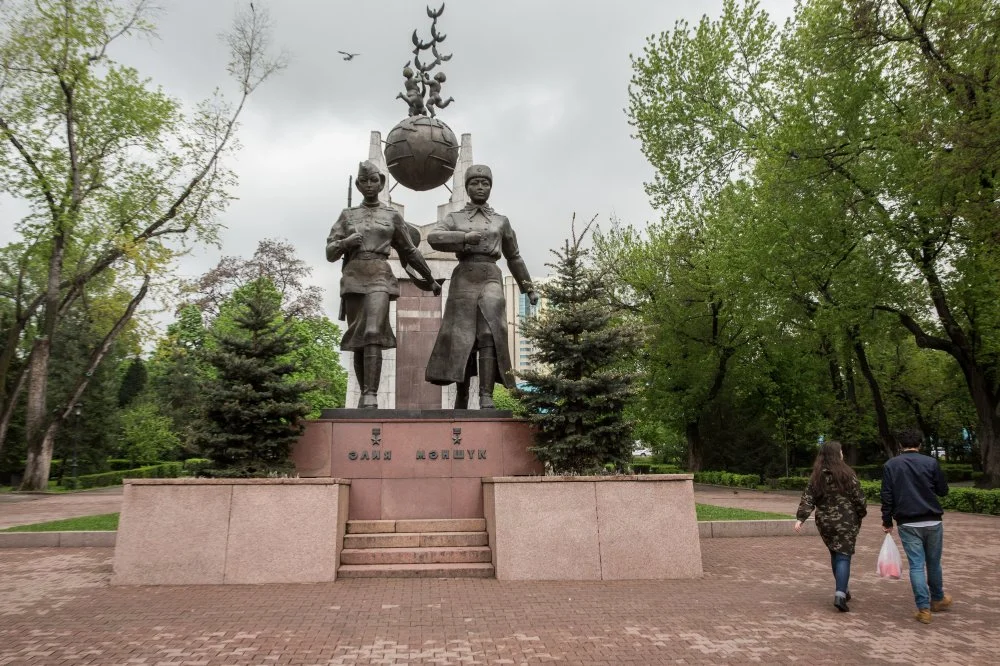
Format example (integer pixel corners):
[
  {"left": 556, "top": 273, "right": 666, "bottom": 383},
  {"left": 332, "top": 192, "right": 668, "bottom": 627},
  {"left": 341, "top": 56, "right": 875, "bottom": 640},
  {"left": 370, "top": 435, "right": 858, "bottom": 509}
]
[{"left": 338, "top": 51, "right": 360, "bottom": 61}]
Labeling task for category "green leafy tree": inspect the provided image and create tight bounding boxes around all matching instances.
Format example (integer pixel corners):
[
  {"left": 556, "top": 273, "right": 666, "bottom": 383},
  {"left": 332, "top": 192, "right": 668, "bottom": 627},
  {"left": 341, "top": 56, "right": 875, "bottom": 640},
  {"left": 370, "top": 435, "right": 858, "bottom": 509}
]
[
  {"left": 0, "top": 0, "right": 286, "bottom": 490},
  {"left": 284, "top": 316, "right": 348, "bottom": 417},
  {"left": 145, "top": 305, "right": 210, "bottom": 454},
  {"left": 194, "top": 279, "right": 314, "bottom": 476},
  {"left": 515, "top": 217, "right": 640, "bottom": 474},
  {"left": 158, "top": 239, "right": 347, "bottom": 419},
  {"left": 627, "top": 0, "right": 1000, "bottom": 485},
  {"left": 491, "top": 384, "right": 525, "bottom": 415},
  {"left": 117, "top": 401, "right": 181, "bottom": 466}
]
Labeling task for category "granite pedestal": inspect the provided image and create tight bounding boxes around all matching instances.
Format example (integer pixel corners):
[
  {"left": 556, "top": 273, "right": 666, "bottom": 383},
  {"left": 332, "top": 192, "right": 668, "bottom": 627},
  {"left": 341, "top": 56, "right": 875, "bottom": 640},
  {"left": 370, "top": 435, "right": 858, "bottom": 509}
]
[
  {"left": 293, "top": 409, "right": 543, "bottom": 520},
  {"left": 483, "top": 475, "right": 703, "bottom": 580},
  {"left": 111, "top": 478, "right": 350, "bottom": 585}
]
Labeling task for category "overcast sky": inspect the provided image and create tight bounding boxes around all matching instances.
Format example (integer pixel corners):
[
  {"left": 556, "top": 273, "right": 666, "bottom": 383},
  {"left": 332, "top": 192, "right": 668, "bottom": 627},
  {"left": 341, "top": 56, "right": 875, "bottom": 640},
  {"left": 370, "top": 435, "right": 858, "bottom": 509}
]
[{"left": 4, "top": 0, "right": 795, "bottom": 324}]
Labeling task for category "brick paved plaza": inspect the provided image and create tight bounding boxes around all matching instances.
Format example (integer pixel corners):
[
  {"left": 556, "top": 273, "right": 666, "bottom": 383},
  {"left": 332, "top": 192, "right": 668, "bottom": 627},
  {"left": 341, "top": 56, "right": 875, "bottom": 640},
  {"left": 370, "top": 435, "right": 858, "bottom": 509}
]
[{"left": 1, "top": 488, "right": 998, "bottom": 664}]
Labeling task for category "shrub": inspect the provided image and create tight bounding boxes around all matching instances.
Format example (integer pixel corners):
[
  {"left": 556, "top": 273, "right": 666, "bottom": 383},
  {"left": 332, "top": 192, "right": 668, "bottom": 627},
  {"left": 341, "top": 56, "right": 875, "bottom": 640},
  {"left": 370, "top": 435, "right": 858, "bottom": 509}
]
[
  {"left": 766, "top": 476, "right": 809, "bottom": 491},
  {"left": 62, "top": 462, "right": 184, "bottom": 490},
  {"left": 118, "top": 401, "right": 182, "bottom": 466},
  {"left": 860, "top": 480, "right": 882, "bottom": 501},
  {"left": 852, "top": 464, "right": 884, "bottom": 481},
  {"left": 632, "top": 462, "right": 683, "bottom": 474},
  {"left": 183, "top": 458, "right": 213, "bottom": 475},
  {"left": 940, "top": 466, "right": 976, "bottom": 483},
  {"left": 693, "top": 471, "right": 760, "bottom": 488},
  {"left": 940, "top": 488, "right": 1000, "bottom": 515}
]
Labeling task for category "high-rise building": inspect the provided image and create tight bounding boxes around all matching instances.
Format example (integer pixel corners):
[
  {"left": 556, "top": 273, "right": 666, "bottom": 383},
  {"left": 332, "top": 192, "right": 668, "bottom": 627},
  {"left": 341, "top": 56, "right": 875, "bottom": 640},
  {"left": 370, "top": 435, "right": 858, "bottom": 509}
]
[{"left": 504, "top": 275, "right": 549, "bottom": 383}]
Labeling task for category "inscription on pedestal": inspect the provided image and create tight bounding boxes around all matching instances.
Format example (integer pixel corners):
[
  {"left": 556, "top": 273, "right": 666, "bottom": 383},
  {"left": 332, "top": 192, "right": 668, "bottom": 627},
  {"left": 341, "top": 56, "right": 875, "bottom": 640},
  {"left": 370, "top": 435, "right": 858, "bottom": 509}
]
[
  {"left": 417, "top": 449, "right": 487, "bottom": 460},
  {"left": 348, "top": 449, "right": 392, "bottom": 461}
]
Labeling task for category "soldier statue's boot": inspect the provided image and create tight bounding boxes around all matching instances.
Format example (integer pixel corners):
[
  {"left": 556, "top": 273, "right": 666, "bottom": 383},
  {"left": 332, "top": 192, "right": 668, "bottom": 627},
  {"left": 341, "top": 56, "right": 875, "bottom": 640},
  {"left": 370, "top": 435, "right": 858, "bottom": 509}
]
[
  {"left": 454, "top": 379, "right": 470, "bottom": 410},
  {"left": 354, "top": 350, "right": 367, "bottom": 409},
  {"left": 478, "top": 347, "right": 496, "bottom": 409},
  {"left": 360, "top": 346, "right": 381, "bottom": 409}
]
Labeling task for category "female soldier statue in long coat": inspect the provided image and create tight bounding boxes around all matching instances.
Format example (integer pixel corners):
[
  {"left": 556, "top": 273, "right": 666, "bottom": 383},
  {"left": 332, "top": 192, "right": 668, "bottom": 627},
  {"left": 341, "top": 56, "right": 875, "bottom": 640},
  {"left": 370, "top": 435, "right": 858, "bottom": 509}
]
[
  {"left": 425, "top": 164, "right": 538, "bottom": 408},
  {"left": 327, "top": 161, "right": 440, "bottom": 408}
]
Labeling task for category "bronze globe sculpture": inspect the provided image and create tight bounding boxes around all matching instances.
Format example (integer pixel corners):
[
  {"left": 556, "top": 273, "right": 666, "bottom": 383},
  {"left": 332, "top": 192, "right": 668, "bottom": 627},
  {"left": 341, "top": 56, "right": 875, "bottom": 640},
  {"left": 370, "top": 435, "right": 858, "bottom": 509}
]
[{"left": 384, "top": 115, "right": 459, "bottom": 191}]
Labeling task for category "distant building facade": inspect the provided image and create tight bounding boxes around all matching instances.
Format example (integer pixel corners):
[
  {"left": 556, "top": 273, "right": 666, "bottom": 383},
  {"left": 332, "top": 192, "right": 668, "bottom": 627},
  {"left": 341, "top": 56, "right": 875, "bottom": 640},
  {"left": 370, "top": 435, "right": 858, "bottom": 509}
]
[{"left": 504, "top": 275, "right": 550, "bottom": 382}]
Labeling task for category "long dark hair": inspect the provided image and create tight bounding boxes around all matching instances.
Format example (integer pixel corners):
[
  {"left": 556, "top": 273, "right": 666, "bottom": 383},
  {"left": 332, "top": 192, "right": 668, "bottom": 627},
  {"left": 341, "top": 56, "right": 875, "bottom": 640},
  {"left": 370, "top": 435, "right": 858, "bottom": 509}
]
[{"left": 809, "top": 440, "right": 857, "bottom": 498}]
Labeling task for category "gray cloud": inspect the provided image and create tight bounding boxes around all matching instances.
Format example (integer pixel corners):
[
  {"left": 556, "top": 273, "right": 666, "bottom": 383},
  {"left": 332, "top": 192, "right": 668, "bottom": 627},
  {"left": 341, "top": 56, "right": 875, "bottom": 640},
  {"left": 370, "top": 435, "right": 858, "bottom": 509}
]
[{"left": 4, "top": 0, "right": 796, "bottom": 323}]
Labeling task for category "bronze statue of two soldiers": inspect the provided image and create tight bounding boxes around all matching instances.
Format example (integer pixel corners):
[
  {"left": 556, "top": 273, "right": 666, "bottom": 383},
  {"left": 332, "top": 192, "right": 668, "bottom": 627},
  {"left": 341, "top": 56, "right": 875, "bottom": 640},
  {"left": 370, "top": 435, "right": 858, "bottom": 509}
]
[{"left": 327, "top": 162, "right": 536, "bottom": 409}]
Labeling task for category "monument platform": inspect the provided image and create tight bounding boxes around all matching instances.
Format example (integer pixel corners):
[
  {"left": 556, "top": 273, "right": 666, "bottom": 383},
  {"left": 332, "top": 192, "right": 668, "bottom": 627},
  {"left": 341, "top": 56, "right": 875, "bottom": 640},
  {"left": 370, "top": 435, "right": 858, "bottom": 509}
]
[{"left": 292, "top": 410, "right": 543, "bottom": 521}]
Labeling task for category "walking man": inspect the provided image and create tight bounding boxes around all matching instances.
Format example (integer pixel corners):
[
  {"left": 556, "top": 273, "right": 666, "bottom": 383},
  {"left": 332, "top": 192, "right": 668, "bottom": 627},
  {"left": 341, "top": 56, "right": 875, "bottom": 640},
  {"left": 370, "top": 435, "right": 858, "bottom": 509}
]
[{"left": 881, "top": 429, "right": 952, "bottom": 624}]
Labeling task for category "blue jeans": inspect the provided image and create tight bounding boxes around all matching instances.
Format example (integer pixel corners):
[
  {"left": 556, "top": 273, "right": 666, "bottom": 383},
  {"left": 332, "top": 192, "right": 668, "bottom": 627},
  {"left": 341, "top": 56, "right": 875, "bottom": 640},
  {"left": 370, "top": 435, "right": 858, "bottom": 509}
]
[
  {"left": 829, "top": 550, "right": 851, "bottom": 595},
  {"left": 898, "top": 523, "right": 945, "bottom": 610}
]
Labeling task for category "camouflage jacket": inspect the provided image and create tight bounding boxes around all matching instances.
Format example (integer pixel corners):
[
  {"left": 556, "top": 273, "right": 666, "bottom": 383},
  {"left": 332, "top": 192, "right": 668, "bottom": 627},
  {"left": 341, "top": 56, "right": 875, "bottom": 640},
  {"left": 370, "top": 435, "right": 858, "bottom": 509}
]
[{"left": 796, "top": 470, "right": 867, "bottom": 555}]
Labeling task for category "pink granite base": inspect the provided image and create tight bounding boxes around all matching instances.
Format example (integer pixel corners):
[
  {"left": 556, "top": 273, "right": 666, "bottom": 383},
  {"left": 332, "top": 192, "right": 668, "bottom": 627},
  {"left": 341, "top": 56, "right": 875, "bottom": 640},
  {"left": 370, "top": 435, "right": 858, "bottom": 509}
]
[
  {"left": 483, "top": 475, "right": 703, "bottom": 581},
  {"left": 111, "top": 478, "right": 350, "bottom": 585},
  {"left": 294, "top": 417, "right": 542, "bottom": 520}
]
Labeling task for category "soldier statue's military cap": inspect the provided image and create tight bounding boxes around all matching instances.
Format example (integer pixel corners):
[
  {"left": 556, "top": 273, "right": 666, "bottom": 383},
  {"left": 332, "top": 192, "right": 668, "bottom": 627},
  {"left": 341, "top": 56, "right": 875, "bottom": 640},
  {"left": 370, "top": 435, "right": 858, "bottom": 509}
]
[
  {"left": 357, "top": 160, "right": 386, "bottom": 185},
  {"left": 464, "top": 164, "right": 492, "bottom": 185}
]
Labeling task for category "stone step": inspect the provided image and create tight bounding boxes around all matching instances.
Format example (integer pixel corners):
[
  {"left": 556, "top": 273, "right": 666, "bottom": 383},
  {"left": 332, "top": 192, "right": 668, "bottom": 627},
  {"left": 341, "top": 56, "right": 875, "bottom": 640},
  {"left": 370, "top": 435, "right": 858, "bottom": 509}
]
[
  {"left": 337, "top": 562, "right": 495, "bottom": 579},
  {"left": 347, "top": 519, "right": 487, "bottom": 534},
  {"left": 343, "top": 531, "right": 489, "bottom": 550},
  {"left": 340, "top": 545, "right": 492, "bottom": 566}
]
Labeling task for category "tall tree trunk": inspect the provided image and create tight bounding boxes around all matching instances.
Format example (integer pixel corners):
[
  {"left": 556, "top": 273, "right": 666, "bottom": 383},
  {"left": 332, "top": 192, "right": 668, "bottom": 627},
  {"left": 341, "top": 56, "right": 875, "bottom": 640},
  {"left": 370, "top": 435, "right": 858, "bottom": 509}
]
[
  {"left": 20, "top": 425, "right": 56, "bottom": 491},
  {"left": 20, "top": 341, "right": 56, "bottom": 491},
  {"left": 18, "top": 276, "right": 151, "bottom": 491},
  {"left": 849, "top": 327, "right": 898, "bottom": 458},
  {"left": 20, "top": 229, "right": 64, "bottom": 491},
  {"left": 961, "top": 364, "right": 1000, "bottom": 488},
  {"left": 0, "top": 351, "right": 30, "bottom": 457},
  {"left": 685, "top": 420, "right": 703, "bottom": 472}
]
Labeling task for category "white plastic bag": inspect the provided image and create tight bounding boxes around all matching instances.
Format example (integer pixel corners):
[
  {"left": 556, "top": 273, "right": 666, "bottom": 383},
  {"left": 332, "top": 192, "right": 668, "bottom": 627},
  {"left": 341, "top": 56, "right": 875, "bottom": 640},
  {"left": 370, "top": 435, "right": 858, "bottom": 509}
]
[{"left": 876, "top": 533, "right": 902, "bottom": 579}]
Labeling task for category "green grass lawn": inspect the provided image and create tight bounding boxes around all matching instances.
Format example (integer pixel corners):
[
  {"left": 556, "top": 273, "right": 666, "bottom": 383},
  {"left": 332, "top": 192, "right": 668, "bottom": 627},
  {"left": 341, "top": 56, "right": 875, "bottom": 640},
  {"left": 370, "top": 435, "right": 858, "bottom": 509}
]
[
  {"left": 0, "top": 481, "right": 74, "bottom": 493},
  {"left": 2, "top": 507, "right": 789, "bottom": 531},
  {"left": 695, "top": 504, "right": 792, "bottom": 521},
  {"left": 1, "top": 513, "right": 119, "bottom": 532}
]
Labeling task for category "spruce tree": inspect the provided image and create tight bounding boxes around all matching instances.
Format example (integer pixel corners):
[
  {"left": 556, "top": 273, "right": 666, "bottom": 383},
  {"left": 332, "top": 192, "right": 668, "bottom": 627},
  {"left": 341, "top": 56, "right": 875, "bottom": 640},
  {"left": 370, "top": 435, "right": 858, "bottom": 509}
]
[
  {"left": 515, "top": 217, "right": 640, "bottom": 474},
  {"left": 195, "top": 279, "right": 313, "bottom": 476},
  {"left": 117, "top": 358, "right": 148, "bottom": 408}
]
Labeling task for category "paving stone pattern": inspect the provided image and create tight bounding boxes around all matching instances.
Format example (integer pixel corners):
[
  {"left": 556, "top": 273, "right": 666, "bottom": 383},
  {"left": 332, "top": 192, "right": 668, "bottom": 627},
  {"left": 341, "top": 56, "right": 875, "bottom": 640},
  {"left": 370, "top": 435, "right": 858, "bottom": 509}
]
[{"left": 0, "top": 487, "right": 998, "bottom": 664}]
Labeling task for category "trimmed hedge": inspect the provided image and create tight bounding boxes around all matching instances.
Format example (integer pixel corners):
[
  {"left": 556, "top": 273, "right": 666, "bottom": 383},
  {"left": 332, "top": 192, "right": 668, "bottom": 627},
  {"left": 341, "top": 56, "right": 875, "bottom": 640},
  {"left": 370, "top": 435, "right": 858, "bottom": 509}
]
[
  {"left": 62, "top": 462, "right": 184, "bottom": 490},
  {"left": 693, "top": 471, "right": 760, "bottom": 488},
  {"left": 796, "top": 463, "right": 979, "bottom": 483},
  {"left": 632, "top": 463, "right": 683, "bottom": 474},
  {"left": 766, "top": 476, "right": 809, "bottom": 491},
  {"left": 860, "top": 480, "right": 882, "bottom": 501},
  {"left": 686, "top": 467, "right": 1000, "bottom": 516},
  {"left": 941, "top": 487, "right": 1000, "bottom": 515},
  {"left": 183, "top": 458, "right": 213, "bottom": 475}
]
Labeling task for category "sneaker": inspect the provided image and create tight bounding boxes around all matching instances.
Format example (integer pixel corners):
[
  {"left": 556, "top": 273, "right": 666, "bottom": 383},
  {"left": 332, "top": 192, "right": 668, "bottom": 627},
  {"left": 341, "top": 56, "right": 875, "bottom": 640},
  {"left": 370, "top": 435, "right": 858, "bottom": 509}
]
[
  {"left": 931, "top": 594, "right": 953, "bottom": 612},
  {"left": 834, "top": 596, "right": 850, "bottom": 613},
  {"left": 845, "top": 591, "right": 852, "bottom": 602},
  {"left": 915, "top": 609, "right": 932, "bottom": 624}
]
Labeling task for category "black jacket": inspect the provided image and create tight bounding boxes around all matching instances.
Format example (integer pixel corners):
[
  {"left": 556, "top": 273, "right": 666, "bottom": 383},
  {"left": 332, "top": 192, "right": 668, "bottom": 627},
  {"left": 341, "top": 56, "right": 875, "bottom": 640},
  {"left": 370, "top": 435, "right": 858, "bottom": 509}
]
[{"left": 881, "top": 451, "right": 949, "bottom": 527}]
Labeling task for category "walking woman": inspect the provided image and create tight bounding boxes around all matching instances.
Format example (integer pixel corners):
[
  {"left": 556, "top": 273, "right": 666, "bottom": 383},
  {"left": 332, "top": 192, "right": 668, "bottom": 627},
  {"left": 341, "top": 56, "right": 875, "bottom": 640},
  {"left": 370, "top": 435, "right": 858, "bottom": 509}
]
[{"left": 794, "top": 440, "right": 867, "bottom": 612}]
